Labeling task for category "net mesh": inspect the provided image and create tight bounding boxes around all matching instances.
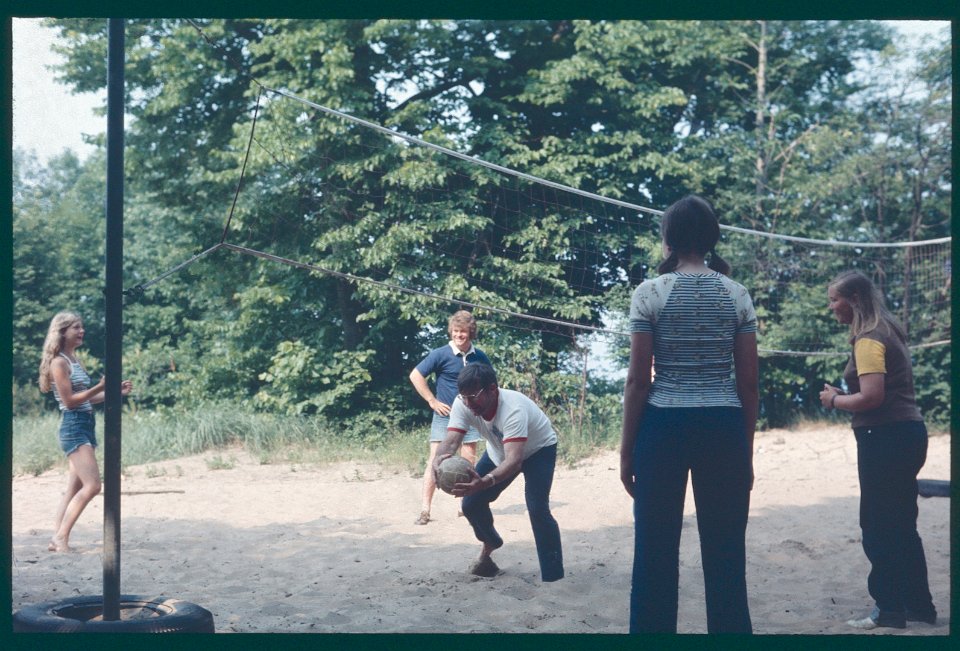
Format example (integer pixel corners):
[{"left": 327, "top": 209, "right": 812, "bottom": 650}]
[
  {"left": 141, "top": 88, "right": 951, "bottom": 358},
  {"left": 225, "top": 92, "right": 657, "bottom": 336},
  {"left": 723, "top": 232, "right": 951, "bottom": 356}
]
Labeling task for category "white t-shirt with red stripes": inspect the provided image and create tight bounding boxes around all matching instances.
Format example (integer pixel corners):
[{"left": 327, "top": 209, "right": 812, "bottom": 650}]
[{"left": 448, "top": 388, "right": 557, "bottom": 466}]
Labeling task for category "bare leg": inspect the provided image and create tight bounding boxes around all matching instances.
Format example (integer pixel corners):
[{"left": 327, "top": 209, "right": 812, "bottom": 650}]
[
  {"left": 416, "top": 441, "right": 441, "bottom": 524},
  {"left": 457, "top": 441, "right": 479, "bottom": 516},
  {"left": 460, "top": 441, "right": 478, "bottom": 465},
  {"left": 50, "top": 445, "right": 101, "bottom": 552},
  {"left": 51, "top": 469, "right": 82, "bottom": 549},
  {"left": 479, "top": 540, "right": 499, "bottom": 560}
]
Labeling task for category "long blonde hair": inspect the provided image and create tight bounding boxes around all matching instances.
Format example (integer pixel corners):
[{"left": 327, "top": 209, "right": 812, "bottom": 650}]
[
  {"left": 38, "top": 311, "right": 82, "bottom": 393},
  {"left": 830, "top": 271, "right": 907, "bottom": 344}
]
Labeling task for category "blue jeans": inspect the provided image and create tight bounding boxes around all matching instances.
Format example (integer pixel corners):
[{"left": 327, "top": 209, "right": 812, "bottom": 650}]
[
  {"left": 854, "top": 420, "right": 935, "bottom": 618},
  {"left": 461, "top": 444, "right": 564, "bottom": 582},
  {"left": 630, "top": 405, "right": 752, "bottom": 633}
]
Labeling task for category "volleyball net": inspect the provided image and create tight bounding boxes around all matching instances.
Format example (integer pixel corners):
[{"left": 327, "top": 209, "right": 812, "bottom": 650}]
[{"left": 176, "top": 86, "right": 945, "bottom": 358}]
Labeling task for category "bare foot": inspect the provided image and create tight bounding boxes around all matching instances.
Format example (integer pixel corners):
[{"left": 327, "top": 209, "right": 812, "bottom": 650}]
[
  {"left": 469, "top": 540, "right": 503, "bottom": 577},
  {"left": 469, "top": 556, "right": 500, "bottom": 577},
  {"left": 48, "top": 536, "right": 71, "bottom": 553}
]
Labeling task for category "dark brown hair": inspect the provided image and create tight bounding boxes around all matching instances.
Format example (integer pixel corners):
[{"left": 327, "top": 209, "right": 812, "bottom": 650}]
[
  {"left": 457, "top": 363, "right": 497, "bottom": 393},
  {"left": 657, "top": 195, "right": 731, "bottom": 276}
]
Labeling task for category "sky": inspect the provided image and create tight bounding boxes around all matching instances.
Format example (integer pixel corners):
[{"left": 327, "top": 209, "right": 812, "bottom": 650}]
[
  {"left": 12, "top": 19, "right": 106, "bottom": 163},
  {"left": 10, "top": 18, "right": 952, "bottom": 165}
]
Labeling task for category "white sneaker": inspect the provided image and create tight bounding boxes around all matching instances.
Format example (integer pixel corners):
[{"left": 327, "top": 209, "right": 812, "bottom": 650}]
[
  {"left": 846, "top": 607, "right": 906, "bottom": 630},
  {"left": 846, "top": 614, "right": 878, "bottom": 630}
]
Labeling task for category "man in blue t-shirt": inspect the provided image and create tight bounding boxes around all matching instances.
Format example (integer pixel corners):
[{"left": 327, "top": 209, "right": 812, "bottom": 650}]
[{"left": 409, "top": 310, "right": 492, "bottom": 525}]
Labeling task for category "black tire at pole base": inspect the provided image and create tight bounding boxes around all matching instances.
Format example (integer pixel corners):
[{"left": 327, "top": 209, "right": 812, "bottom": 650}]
[
  {"left": 12, "top": 594, "right": 215, "bottom": 632},
  {"left": 918, "top": 479, "right": 950, "bottom": 498}
]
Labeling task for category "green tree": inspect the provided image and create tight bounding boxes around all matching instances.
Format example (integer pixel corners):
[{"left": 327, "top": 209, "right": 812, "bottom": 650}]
[
  {"left": 13, "top": 150, "right": 108, "bottom": 408},
  {"left": 38, "top": 18, "right": 948, "bottom": 429}
]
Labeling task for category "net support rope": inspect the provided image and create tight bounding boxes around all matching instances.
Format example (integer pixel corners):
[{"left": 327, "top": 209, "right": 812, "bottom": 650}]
[
  {"left": 220, "top": 243, "right": 621, "bottom": 336},
  {"left": 127, "top": 25, "right": 951, "bottom": 356},
  {"left": 219, "top": 87, "right": 262, "bottom": 244},
  {"left": 262, "top": 86, "right": 950, "bottom": 249},
  {"left": 182, "top": 18, "right": 947, "bottom": 248},
  {"left": 127, "top": 242, "right": 948, "bottom": 356},
  {"left": 123, "top": 243, "right": 224, "bottom": 299}
]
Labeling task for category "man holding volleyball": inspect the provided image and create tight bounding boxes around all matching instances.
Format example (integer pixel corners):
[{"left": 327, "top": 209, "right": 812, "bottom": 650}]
[{"left": 433, "top": 363, "right": 564, "bottom": 582}]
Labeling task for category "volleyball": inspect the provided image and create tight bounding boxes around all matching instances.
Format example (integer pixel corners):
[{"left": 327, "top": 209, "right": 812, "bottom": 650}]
[{"left": 437, "top": 456, "right": 474, "bottom": 495}]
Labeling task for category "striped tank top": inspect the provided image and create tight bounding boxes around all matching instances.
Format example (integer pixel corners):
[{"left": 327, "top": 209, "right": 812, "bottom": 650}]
[{"left": 52, "top": 353, "right": 93, "bottom": 412}]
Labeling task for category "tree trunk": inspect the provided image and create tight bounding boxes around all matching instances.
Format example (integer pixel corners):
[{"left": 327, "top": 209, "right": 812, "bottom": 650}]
[
  {"left": 336, "top": 278, "right": 363, "bottom": 349},
  {"left": 754, "top": 20, "right": 768, "bottom": 215}
]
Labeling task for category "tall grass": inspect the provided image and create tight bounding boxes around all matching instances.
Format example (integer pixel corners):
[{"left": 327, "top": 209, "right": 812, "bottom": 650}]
[
  {"left": 14, "top": 402, "right": 947, "bottom": 479},
  {"left": 550, "top": 394, "right": 623, "bottom": 466},
  {"left": 12, "top": 413, "right": 66, "bottom": 476},
  {"left": 11, "top": 401, "right": 624, "bottom": 478},
  {"left": 11, "top": 407, "right": 428, "bottom": 477}
]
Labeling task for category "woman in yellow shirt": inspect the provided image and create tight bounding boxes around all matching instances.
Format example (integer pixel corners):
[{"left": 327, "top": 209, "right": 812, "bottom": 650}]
[{"left": 820, "top": 271, "right": 936, "bottom": 630}]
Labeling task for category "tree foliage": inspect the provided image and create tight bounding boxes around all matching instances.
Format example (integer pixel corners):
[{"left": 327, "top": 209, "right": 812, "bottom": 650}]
[{"left": 13, "top": 19, "right": 951, "bottom": 429}]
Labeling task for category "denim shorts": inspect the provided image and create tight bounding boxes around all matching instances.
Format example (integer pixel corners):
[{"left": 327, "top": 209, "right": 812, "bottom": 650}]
[
  {"left": 58, "top": 410, "right": 97, "bottom": 456},
  {"left": 430, "top": 413, "right": 481, "bottom": 443}
]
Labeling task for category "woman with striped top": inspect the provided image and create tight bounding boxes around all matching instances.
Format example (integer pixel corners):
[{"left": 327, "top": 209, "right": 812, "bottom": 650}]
[
  {"left": 620, "top": 195, "right": 759, "bottom": 633},
  {"left": 38, "top": 311, "right": 132, "bottom": 552}
]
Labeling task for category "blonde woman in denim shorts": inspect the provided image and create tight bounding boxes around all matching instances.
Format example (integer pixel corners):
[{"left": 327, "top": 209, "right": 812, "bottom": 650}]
[{"left": 38, "top": 311, "right": 132, "bottom": 552}]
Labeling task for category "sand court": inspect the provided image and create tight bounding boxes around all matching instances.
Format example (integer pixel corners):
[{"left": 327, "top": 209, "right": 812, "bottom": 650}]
[{"left": 11, "top": 424, "right": 950, "bottom": 634}]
